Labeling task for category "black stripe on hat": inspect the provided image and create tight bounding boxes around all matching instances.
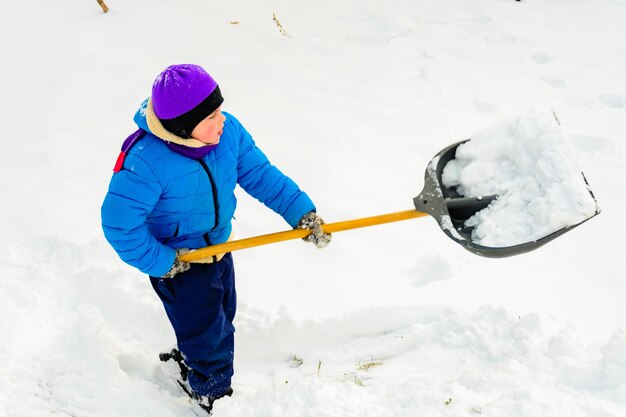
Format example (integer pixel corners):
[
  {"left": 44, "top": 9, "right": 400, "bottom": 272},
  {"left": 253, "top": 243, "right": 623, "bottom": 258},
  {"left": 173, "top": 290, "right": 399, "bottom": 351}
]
[{"left": 160, "top": 86, "right": 224, "bottom": 139}]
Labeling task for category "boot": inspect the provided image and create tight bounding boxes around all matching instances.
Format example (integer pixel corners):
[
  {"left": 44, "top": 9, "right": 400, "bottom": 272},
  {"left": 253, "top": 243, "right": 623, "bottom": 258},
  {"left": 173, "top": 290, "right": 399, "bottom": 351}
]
[{"left": 160, "top": 348, "right": 233, "bottom": 414}]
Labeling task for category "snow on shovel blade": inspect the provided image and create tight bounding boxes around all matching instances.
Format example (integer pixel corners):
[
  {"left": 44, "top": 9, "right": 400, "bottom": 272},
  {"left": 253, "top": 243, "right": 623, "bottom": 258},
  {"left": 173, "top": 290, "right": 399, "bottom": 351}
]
[{"left": 413, "top": 141, "right": 601, "bottom": 258}]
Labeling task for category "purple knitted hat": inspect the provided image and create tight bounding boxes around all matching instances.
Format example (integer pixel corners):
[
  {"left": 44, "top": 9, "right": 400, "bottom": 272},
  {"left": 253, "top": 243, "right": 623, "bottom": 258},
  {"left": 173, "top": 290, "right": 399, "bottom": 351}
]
[{"left": 152, "top": 64, "right": 223, "bottom": 138}]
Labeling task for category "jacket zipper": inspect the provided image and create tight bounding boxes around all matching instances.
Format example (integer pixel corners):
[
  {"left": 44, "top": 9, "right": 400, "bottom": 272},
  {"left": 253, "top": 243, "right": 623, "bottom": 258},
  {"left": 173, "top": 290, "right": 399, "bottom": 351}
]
[
  {"left": 163, "top": 223, "right": 180, "bottom": 244},
  {"left": 198, "top": 160, "right": 220, "bottom": 233},
  {"left": 199, "top": 160, "right": 219, "bottom": 262}
]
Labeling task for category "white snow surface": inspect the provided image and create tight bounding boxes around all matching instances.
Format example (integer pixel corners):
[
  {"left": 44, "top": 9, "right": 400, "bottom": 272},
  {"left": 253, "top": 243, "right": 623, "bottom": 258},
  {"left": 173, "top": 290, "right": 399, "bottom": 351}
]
[
  {"left": 442, "top": 108, "right": 599, "bottom": 247},
  {"left": 2, "top": 1, "right": 626, "bottom": 417}
]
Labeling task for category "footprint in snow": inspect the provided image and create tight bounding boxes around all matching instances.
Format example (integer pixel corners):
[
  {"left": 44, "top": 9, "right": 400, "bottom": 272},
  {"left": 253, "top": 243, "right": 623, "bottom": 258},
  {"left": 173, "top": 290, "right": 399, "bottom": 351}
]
[
  {"left": 542, "top": 78, "right": 567, "bottom": 89},
  {"left": 598, "top": 94, "right": 626, "bottom": 108},
  {"left": 410, "top": 66, "right": 428, "bottom": 82},
  {"left": 473, "top": 100, "right": 500, "bottom": 113},
  {"left": 407, "top": 255, "right": 453, "bottom": 287},
  {"left": 570, "top": 135, "right": 611, "bottom": 153},
  {"left": 499, "top": 34, "right": 517, "bottom": 44},
  {"left": 531, "top": 52, "right": 552, "bottom": 64}
]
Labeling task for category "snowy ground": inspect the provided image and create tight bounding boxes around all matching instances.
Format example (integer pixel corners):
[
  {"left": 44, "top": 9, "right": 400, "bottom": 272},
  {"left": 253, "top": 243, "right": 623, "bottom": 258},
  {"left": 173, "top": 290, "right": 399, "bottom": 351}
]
[{"left": 1, "top": 0, "right": 625, "bottom": 416}]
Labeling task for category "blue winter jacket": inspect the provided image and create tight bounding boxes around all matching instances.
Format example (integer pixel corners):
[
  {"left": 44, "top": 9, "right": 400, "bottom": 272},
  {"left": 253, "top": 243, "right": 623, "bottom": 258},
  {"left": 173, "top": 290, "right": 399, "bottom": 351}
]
[{"left": 101, "top": 100, "right": 315, "bottom": 277}]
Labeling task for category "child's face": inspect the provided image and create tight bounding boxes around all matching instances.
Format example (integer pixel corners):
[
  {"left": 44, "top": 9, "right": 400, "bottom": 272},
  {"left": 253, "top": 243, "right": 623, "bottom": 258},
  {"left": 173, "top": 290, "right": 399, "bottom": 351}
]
[{"left": 191, "top": 107, "right": 225, "bottom": 144}]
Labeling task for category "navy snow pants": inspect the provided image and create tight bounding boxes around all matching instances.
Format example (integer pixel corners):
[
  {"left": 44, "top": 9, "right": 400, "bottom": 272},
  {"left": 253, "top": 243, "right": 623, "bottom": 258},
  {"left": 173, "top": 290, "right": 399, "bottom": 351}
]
[{"left": 150, "top": 253, "right": 236, "bottom": 398}]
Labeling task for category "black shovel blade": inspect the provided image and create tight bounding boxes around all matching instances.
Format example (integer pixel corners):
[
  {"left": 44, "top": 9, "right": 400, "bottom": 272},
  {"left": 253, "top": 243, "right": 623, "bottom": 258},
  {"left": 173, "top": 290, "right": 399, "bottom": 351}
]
[{"left": 413, "top": 141, "right": 601, "bottom": 258}]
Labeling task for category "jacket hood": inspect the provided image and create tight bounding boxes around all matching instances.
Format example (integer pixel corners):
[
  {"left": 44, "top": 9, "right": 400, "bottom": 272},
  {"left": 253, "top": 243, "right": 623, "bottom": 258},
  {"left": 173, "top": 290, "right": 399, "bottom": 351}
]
[
  {"left": 133, "top": 98, "right": 151, "bottom": 132},
  {"left": 133, "top": 98, "right": 208, "bottom": 149}
]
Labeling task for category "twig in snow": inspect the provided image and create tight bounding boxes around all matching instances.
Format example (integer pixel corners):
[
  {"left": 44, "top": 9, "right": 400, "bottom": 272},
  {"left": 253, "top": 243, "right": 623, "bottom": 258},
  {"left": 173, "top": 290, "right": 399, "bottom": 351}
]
[{"left": 96, "top": 0, "right": 109, "bottom": 13}]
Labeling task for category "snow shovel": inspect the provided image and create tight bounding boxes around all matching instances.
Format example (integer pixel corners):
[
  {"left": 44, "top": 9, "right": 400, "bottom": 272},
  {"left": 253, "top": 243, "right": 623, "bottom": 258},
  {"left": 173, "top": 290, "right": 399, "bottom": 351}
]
[{"left": 180, "top": 140, "right": 600, "bottom": 262}]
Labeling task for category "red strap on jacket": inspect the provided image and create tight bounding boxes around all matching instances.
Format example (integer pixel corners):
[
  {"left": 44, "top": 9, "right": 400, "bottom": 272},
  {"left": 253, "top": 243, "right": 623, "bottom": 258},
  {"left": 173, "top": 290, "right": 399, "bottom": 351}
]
[
  {"left": 113, "top": 151, "right": 127, "bottom": 173},
  {"left": 112, "top": 129, "right": 146, "bottom": 172}
]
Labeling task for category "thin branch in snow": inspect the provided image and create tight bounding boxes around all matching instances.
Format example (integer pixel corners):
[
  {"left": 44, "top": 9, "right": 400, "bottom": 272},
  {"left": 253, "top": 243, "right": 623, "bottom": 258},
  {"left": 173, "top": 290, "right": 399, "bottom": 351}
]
[{"left": 96, "top": 0, "right": 109, "bottom": 13}]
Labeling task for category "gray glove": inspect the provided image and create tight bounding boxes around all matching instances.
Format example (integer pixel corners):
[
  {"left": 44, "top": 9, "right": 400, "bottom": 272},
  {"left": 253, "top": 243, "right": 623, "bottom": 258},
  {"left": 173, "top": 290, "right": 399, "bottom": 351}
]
[
  {"left": 161, "top": 248, "right": 191, "bottom": 279},
  {"left": 297, "top": 211, "right": 332, "bottom": 248}
]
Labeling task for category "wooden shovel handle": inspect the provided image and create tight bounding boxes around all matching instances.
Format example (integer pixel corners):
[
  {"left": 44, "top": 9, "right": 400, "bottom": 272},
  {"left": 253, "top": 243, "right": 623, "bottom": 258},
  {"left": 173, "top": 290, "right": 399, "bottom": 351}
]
[{"left": 179, "top": 209, "right": 428, "bottom": 262}]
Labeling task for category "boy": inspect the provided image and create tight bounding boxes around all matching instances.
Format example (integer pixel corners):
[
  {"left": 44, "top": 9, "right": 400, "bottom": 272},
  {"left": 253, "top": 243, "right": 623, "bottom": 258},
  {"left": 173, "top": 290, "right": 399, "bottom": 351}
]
[{"left": 101, "top": 64, "right": 331, "bottom": 413}]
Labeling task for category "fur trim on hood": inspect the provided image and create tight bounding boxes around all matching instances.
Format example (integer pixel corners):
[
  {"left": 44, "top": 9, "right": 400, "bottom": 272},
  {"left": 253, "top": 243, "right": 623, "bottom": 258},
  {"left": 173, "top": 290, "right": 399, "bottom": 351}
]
[{"left": 145, "top": 98, "right": 208, "bottom": 149}]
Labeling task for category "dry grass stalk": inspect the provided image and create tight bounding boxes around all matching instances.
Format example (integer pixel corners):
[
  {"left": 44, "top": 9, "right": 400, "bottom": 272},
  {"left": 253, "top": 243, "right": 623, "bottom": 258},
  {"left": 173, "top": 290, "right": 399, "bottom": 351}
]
[
  {"left": 356, "top": 360, "right": 383, "bottom": 371},
  {"left": 272, "top": 12, "right": 292, "bottom": 38}
]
